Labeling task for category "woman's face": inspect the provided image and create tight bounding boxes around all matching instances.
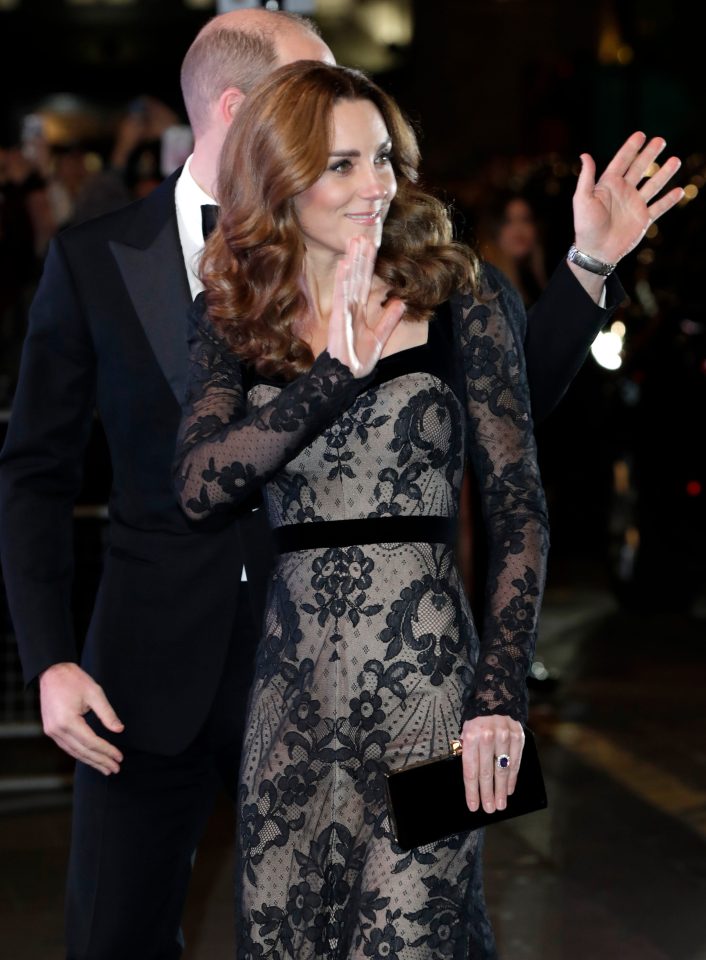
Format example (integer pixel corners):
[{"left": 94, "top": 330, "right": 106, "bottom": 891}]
[
  {"left": 497, "top": 198, "right": 537, "bottom": 260},
  {"left": 293, "top": 97, "right": 397, "bottom": 260}
]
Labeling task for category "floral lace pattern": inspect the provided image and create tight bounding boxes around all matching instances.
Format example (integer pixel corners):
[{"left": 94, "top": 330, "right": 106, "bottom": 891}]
[
  {"left": 173, "top": 292, "right": 373, "bottom": 519},
  {"left": 452, "top": 268, "right": 550, "bottom": 723},
  {"left": 174, "top": 267, "right": 548, "bottom": 959}
]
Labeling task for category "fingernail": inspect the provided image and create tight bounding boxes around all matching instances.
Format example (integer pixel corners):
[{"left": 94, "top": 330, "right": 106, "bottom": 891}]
[
  {"left": 470, "top": 802, "right": 479, "bottom": 811},
  {"left": 497, "top": 800, "right": 506, "bottom": 811},
  {"left": 484, "top": 803, "right": 495, "bottom": 813}
]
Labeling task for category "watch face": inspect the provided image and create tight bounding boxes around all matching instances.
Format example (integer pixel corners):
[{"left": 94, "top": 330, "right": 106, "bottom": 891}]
[{"left": 569, "top": 246, "right": 613, "bottom": 276}]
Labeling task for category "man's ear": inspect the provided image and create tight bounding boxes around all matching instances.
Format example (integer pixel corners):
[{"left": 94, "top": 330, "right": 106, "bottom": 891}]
[{"left": 217, "top": 87, "right": 246, "bottom": 126}]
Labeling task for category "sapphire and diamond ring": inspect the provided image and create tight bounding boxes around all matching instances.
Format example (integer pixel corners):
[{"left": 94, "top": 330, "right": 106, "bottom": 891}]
[{"left": 495, "top": 754, "right": 511, "bottom": 770}]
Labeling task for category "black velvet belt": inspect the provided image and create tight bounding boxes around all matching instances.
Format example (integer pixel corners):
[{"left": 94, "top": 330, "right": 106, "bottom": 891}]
[{"left": 273, "top": 516, "right": 457, "bottom": 554}]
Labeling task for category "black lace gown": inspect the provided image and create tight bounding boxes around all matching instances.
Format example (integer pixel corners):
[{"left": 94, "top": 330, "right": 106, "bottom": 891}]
[{"left": 174, "top": 265, "right": 549, "bottom": 960}]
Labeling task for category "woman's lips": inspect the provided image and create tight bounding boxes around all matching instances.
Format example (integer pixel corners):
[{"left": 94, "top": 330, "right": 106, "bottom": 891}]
[{"left": 344, "top": 211, "right": 382, "bottom": 225}]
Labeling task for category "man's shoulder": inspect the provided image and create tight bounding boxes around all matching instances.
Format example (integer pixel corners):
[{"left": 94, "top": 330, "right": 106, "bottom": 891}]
[{"left": 57, "top": 172, "right": 179, "bottom": 256}]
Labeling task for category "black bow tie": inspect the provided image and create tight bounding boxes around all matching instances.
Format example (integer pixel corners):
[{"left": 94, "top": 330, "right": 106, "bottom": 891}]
[{"left": 201, "top": 203, "right": 220, "bottom": 240}]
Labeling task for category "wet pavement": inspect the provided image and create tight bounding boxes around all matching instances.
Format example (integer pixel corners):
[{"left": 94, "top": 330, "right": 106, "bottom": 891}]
[{"left": 2, "top": 562, "right": 705, "bottom": 959}]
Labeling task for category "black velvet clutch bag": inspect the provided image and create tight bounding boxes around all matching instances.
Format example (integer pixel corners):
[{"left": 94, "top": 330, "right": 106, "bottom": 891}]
[{"left": 384, "top": 727, "right": 548, "bottom": 851}]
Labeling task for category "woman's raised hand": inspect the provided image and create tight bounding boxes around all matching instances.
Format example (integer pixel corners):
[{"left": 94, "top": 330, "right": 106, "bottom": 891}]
[{"left": 327, "top": 236, "right": 406, "bottom": 379}]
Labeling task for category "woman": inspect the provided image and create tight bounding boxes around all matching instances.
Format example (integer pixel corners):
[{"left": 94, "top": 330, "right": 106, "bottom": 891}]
[
  {"left": 476, "top": 190, "right": 548, "bottom": 307},
  {"left": 173, "top": 61, "right": 548, "bottom": 958}
]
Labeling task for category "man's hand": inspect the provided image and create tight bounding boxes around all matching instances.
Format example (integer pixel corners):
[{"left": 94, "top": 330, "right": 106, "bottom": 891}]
[
  {"left": 573, "top": 131, "right": 684, "bottom": 265},
  {"left": 39, "top": 663, "right": 124, "bottom": 775}
]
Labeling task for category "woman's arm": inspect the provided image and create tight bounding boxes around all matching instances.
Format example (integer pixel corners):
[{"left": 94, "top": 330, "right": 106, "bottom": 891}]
[
  {"left": 455, "top": 267, "right": 550, "bottom": 722},
  {"left": 174, "top": 238, "right": 405, "bottom": 521},
  {"left": 173, "top": 294, "right": 371, "bottom": 521},
  {"left": 452, "top": 265, "right": 550, "bottom": 814}
]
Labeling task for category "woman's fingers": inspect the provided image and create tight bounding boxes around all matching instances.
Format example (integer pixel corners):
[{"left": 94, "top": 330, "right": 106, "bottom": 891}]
[
  {"left": 329, "top": 235, "right": 406, "bottom": 375},
  {"left": 327, "top": 256, "right": 352, "bottom": 366},
  {"left": 478, "top": 727, "right": 496, "bottom": 813},
  {"left": 358, "top": 239, "right": 376, "bottom": 314},
  {"left": 348, "top": 236, "right": 376, "bottom": 318},
  {"left": 506, "top": 725, "right": 525, "bottom": 797},
  {"left": 340, "top": 234, "right": 405, "bottom": 375},
  {"left": 346, "top": 237, "right": 361, "bottom": 303},
  {"left": 493, "top": 726, "right": 511, "bottom": 811},
  {"left": 374, "top": 298, "right": 406, "bottom": 353},
  {"left": 461, "top": 716, "right": 525, "bottom": 815},
  {"left": 461, "top": 737, "right": 480, "bottom": 812}
]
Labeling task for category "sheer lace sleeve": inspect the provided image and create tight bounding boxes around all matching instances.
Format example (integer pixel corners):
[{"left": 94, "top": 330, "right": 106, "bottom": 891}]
[
  {"left": 453, "top": 264, "right": 550, "bottom": 724},
  {"left": 173, "top": 294, "right": 372, "bottom": 520}
]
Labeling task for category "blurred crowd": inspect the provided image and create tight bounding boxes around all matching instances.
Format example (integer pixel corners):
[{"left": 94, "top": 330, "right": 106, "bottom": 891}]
[
  {"left": 0, "top": 95, "right": 192, "bottom": 406},
  {"left": 1, "top": 104, "right": 704, "bottom": 611}
]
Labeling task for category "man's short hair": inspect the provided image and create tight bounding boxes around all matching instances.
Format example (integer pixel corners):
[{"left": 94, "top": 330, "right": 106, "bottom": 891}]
[{"left": 180, "top": 13, "right": 321, "bottom": 137}]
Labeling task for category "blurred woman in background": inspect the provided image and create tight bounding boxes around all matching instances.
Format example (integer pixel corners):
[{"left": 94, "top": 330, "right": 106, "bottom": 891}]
[{"left": 476, "top": 190, "right": 547, "bottom": 306}]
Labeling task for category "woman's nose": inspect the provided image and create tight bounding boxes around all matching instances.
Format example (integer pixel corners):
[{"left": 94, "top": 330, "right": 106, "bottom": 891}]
[{"left": 359, "top": 166, "right": 389, "bottom": 199}]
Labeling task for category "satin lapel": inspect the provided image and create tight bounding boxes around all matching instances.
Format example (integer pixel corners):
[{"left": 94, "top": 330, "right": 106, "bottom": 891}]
[{"left": 109, "top": 214, "right": 192, "bottom": 406}]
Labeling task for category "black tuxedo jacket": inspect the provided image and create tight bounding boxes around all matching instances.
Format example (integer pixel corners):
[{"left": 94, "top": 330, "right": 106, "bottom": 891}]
[
  {"left": 0, "top": 172, "right": 272, "bottom": 755},
  {"left": 0, "top": 169, "right": 623, "bottom": 755}
]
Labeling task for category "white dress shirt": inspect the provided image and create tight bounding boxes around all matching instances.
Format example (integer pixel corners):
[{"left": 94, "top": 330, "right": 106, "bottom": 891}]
[
  {"left": 174, "top": 154, "right": 214, "bottom": 301},
  {"left": 174, "top": 155, "right": 249, "bottom": 581}
]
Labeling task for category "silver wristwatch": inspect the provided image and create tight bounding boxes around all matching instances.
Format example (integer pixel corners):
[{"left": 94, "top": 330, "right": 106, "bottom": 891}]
[{"left": 567, "top": 244, "right": 617, "bottom": 277}]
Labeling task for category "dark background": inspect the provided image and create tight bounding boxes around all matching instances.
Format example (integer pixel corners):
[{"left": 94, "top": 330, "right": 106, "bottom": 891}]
[{"left": 1, "top": 1, "right": 701, "bottom": 165}]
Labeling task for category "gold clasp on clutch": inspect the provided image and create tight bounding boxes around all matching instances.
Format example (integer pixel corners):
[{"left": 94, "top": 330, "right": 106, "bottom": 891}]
[{"left": 450, "top": 738, "right": 463, "bottom": 756}]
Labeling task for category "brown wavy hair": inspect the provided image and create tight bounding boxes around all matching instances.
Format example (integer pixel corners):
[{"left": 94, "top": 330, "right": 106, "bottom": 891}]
[{"left": 201, "top": 60, "right": 480, "bottom": 379}]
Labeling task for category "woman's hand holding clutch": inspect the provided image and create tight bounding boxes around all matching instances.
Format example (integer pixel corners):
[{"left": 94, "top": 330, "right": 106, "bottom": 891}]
[{"left": 460, "top": 715, "right": 526, "bottom": 814}]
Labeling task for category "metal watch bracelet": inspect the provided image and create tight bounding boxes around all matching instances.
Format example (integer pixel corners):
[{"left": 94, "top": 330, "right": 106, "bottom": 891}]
[{"left": 567, "top": 244, "right": 617, "bottom": 277}]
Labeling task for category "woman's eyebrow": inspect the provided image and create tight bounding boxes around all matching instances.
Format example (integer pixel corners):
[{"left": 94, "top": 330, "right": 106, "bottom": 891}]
[{"left": 328, "top": 140, "right": 392, "bottom": 158}]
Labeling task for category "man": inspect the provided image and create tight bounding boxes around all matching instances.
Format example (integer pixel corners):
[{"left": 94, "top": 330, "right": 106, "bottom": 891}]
[
  {"left": 1, "top": 11, "right": 333, "bottom": 959},
  {"left": 0, "top": 7, "right": 682, "bottom": 958}
]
